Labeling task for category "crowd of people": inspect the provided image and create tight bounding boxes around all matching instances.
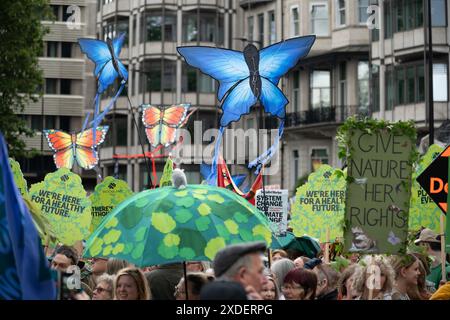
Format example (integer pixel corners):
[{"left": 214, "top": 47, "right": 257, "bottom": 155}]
[{"left": 49, "top": 228, "right": 450, "bottom": 300}]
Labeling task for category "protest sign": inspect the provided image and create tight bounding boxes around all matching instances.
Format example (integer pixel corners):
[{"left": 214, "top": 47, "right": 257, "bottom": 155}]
[
  {"left": 290, "top": 165, "right": 346, "bottom": 243},
  {"left": 256, "top": 189, "right": 288, "bottom": 236},
  {"left": 89, "top": 176, "right": 133, "bottom": 233},
  {"left": 409, "top": 144, "right": 444, "bottom": 233},
  {"left": 338, "top": 119, "right": 416, "bottom": 254},
  {"left": 29, "top": 168, "right": 91, "bottom": 245},
  {"left": 9, "top": 158, "right": 28, "bottom": 196}
]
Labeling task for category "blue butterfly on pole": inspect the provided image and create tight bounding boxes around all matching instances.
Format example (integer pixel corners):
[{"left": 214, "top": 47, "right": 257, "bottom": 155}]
[
  {"left": 77, "top": 32, "right": 129, "bottom": 149},
  {"left": 177, "top": 35, "right": 316, "bottom": 182}
]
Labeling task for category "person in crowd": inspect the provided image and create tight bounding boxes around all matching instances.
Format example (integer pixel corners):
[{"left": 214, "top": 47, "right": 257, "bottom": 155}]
[
  {"left": 92, "top": 274, "right": 115, "bottom": 300},
  {"left": 210, "top": 241, "right": 267, "bottom": 300},
  {"left": 430, "top": 281, "right": 450, "bottom": 300},
  {"left": 408, "top": 254, "right": 434, "bottom": 300},
  {"left": 145, "top": 263, "right": 184, "bottom": 300},
  {"left": 106, "top": 258, "right": 132, "bottom": 275},
  {"left": 281, "top": 268, "right": 317, "bottom": 300},
  {"left": 353, "top": 255, "right": 395, "bottom": 300},
  {"left": 337, "top": 264, "right": 360, "bottom": 300},
  {"left": 174, "top": 272, "right": 214, "bottom": 300},
  {"left": 200, "top": 281, "right": 248, "bottom": 300},
  {"left": 114, "top": 267, "right": 150, "bottom": 300},
  {"left": 51, "top": 245, "right": 78, "bottom": 272},
  {"left": 294, "top": 256, "right": 310, "bottom": 269},
  {"left": 271, "top": 249, "right": 288, "bottom": 262},
  {"left": 390, "top": 254, "right": 421, "bottom": 300},
  {"left": 270, "top": 258, "right": 296, "bottom": 298},
  {"left": 313, "top": 263, "right": 340, "bottom": 300},
  {"left": 186, "top": 261, "right": 211, "bottom": 273},
  {"left": 415, "top": 228, "right": 450, "bottom": 290},
  {"left": 261, "top": 275, "right": 280, "bottom": 300}
]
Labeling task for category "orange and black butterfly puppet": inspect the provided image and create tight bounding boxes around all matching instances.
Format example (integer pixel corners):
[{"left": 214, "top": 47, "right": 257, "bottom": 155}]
[
  {"left": 141, "top": 104, "right": 196, "bottom": 148},
  {"left": 43, "top": 126, "right": 109, "bottom": 170}
]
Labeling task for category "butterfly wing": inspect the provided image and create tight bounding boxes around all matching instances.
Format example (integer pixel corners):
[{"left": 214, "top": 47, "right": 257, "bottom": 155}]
[
  {"left": 76, "top": 126, "right": 109, "bottom": 148},
  {"left": 43, "top": 129, "right": 75, "bottom": 169},
  {"left": 112, "top": 33, "right": 126, "bottom": 58},
  {"left": 259, "top": 36, "right": 316, "bottom": 84},
  {"left": 177, "top": 47, "right": 249, "bottom": 101},
  {"left": 75, "top": 147, "right": 99, "bottom": 170},
  {"left": 259, "top": 77, "right": 289, "bottom": 119},
  {"left": 220, "top": 78, "right": 257, "bottom": 127},
  {"left": 145, "top": 126, "right": 162, "bottom": 148},
  {"left": 78, "top": 38, "right": 112, "bottom": 79},
  {"left": 97, "top": 60, "right": 120, "bottom": 93},
  {"left": 54, "top": 148, "right": 75, "bottom": 169},
  {"left": 142, "top": 105, "right": 162, "bottom": 128},
  {"left": 159, "top": 126, "right": 178, "bottom": 147},
  {"left": 162, "top": 104, "right": 190, "bottom": 127}
]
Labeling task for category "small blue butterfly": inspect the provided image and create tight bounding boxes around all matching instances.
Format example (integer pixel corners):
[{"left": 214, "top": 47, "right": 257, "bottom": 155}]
[
  {"left": 177, "top": 36, "right": 316, "bottom": 127},
  {"left": 388, "top": 231, "right": 401, "bottom": 246},
  {"left": 78, "top": 33, "right": 128, "bottom": 93}
]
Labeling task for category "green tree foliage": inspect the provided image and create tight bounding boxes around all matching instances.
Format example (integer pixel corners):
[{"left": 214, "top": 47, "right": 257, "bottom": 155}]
[{"left": 0, "top": 0, "right": 51, "bottom": 158}]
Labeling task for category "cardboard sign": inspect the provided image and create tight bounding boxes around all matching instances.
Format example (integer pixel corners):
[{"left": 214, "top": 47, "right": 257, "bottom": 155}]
[
  {"left": 29, "top": 168, "right": 91, "bottom": 245},
  {"left": 9, "top": 158, "right": 28, "bottom": 196},
  {"left": 255, "top": 189, "right": 288, "bottom": 237},
  {"left": 89, "top": 176, "right": 133, "bottom": 233},
  {"left": 290, "top": 165, "right": 346, "bottom": 243},
  {"left": 344, "top": 129, "right": 413, "bottom": 254},
  {"left": 409, "top": 145, "right": 444, "bottom": 232}
]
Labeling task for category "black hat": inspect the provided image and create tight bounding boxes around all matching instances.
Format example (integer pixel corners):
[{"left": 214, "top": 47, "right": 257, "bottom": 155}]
[
  {"left": 213, "top": 241, "right": 266, "bottom": 278},
  {"left": 304, "top": 258, "right": 322, "bottom": 270},
  {"left": 199, "top": 281, "right": 248, "bottom": 300}
]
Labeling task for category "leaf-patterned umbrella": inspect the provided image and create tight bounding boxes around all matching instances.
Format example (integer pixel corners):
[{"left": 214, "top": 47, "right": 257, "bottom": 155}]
[{"left": 83, "top": 177, "right": 278, "bottom": 267}]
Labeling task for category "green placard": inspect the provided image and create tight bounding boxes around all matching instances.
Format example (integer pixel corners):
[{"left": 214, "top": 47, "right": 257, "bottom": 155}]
[
  {"left": 89, "top": 176, "right": 133, "bottom": 233},
  {"left": 159, "top": 157, "right": 173, "bottom": 187},
  {"left": 338, "top": 119, "right": 416, "bottom": 254},
  {"left": 409, "top": 144, "right": 444, "bottom": 233},
  {"left": 9, "top": 158, "right": 28, "bottom": 196},
  {"left": 29, "top": 168, "right": 91, "bottom": 245},
  {"left": 290, "top": 165, "right": 346, "bottom": 243}
]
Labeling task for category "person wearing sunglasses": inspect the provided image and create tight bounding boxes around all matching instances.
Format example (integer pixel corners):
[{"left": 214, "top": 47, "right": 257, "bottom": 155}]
[{"left": 92, "top": 274, "right": 115, "bottom": 300}]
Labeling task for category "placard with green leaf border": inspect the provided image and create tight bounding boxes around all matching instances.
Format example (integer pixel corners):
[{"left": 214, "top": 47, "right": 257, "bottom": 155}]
[
  {"left": 89, "top": 176, "right": 133, "bottom": 233},
  {"left": 337, "top": 118, "right": 417, "bottom": 255},
  {"left": 290, "top": 165, "right": 346, "bottom": 243},
  {"left": 409, "top": 144, "right": 444, "bottom": 233},
  {"left": 29, "top": 168, "right": 91, "bottom": 245},
  {"left": 9, "top": 158, "right": 28, "bottom": 196},
  {"left": 159, "top": 157, "right": 173, "bottom": 187}
]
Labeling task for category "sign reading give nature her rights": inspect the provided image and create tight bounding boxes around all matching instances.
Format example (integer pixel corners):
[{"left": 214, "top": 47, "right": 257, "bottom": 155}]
[
  {"left": 338, "top": 118, "right": 417, "bottom": 254},
  {"left": 29, "top": 168, "right": 91, "bottom": 245}
]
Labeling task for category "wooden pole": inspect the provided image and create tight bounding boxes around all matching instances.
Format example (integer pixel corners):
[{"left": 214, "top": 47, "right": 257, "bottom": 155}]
[
  {"left": 440, "top": 214, "right": 447, "bottom": 283},
  {"left": 324, "top": 228, "right": 330, "bottom": 264},
  {"left": 183, "top": 261, "right": 189, "bottom": 300}
]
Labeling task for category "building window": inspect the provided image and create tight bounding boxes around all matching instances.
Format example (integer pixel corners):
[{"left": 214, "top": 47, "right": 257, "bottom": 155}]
[
  {"left": 359, "top": 0, "right": 370, "bottom": 23},
  {"left": 311, "top": 149, "right": 328, "bottom": 171},
  {"left": 269, "top": 11, "right": 276, "bottom": 44},
  {"left": 395, "top": 68, "right": 405, "bottom": 105},
  {"left": 433, "top": 63, "right": 448, "bottom": 102},
  {"left": 358, "top": 61, "right": 370, "bottom": 109},
  {"left": 339, "top": 62, "right": 347, "bottom": 106},
  {"left": 336, "top": 0, "right": 346, "bottom": 27},
  {"left": 372, "top": 64, "right": 380, "bottom": 112},
  {"left": 432, "top": 0, "right": 447, "bottom": 27},
  {"left": 293, "top": 150, "right": 299, "bottom": 184},
  {"left": 60, "top": 116, "right": 71, "bottom": 131},
  {"left": 311, "top": 3, "right": 329, "bottom": 36},
  {"left": 47, "top": 42, "right": 58, "bottom": 57},
  {"left": 145, "top": 12, "right": 162, "bottom": 42},
  {"left": 390, "top": 63, "right": 427, "bottom": 107},
  {"left": 292, "top": 71, "right": 300, "bottom": 113},
  {"left": 117, "top": 17, "right": 129, "bottom": 45},
  {"left": 162, "top": 60, "right": 176, "bottom": 92},
  {"left": 31, "top": 116, "right": 43, "bottom": 131},
  {"left": 291, "top": 6, "right": 300, "bottom": 36},
  {"left": 61, "top": 42, "right": 72, "bottom": 58},
  {"left": 417, "top": 65, "right": 425, "bottom": 102},
  {"left": 132, "top": 15, "right": 137, "bottom": 46},
  {"left": 45, "top": 79, "right": 57, "bottom": 94},
  {"left": 406, "top": 66, "right": 416, "bottom": 104},
  {"left": 247, "top": 16, "right": 254, "bottom": 41},
  {"left": 183, "top": 11, "right": 223, "bottom": 44},
  {"left": 310, "top": 70, "right": 331, "bottom": 109},
  {"left": 395, "top": 0, "right": 424, "bottom": 32},
  {"left": 386, "top": 69, "right": 394, "bottom": 110},
  {"left": 60, "top": 79, "right": 71, "bottom": 95},
  {"left": 182, "top": 65, "right": 197, "bottom": 92},
  {"left": 45, "top": 116, "right": 56, "bottom": 129},
  {"left": 257, "top": 14, "right": 264, "bottom": 47},
  {"left": 199, "top": 73, "right": 215, "bottom": 93}
]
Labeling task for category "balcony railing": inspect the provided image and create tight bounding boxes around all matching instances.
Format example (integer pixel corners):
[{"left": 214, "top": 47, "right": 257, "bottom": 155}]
[{"left": 285, "top": 106, "right": 369, "bottom": 128}]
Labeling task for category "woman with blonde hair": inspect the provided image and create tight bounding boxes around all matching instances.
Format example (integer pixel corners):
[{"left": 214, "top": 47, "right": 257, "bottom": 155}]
[
  {"left": 107, "top": 258, "right": 132, "bottom": 275},
  {"left": 353, "top": 255, "right": 395, "bottom": 300},
  {"left": 337, "top": 264, "right": 360, "bottom": 300},
  {"left": 114, "top": 267, "right": 151, "bottom": 300}
]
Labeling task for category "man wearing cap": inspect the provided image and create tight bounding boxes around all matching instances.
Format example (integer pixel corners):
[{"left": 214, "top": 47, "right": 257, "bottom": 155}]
[
  {"left": 205, "top": 241, "right": 268, "bottom": 300},
  {"left": 415, "top": 228, "right": 450, "bottom": 290}
]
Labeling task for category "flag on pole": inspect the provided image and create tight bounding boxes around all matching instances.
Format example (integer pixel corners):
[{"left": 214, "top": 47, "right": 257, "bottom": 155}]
[{"left": 0, "top": 133, "right": 56, "bottom": 299}]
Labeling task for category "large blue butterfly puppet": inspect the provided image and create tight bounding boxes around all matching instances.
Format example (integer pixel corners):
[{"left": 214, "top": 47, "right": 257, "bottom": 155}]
[
  {"left": 177, "top": 35, "right": 316, "bottom": 182},
  {"left": 78, "top": 33, "right": 129, "bottom": 143}
]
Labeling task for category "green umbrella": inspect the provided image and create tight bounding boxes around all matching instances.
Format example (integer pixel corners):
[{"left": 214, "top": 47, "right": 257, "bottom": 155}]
[
  {"left": 271, "top": 232, "right": 320, "bottom": 258},
  {"left": 83, "top": 184, "right": 279, "bottom": 267}
]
